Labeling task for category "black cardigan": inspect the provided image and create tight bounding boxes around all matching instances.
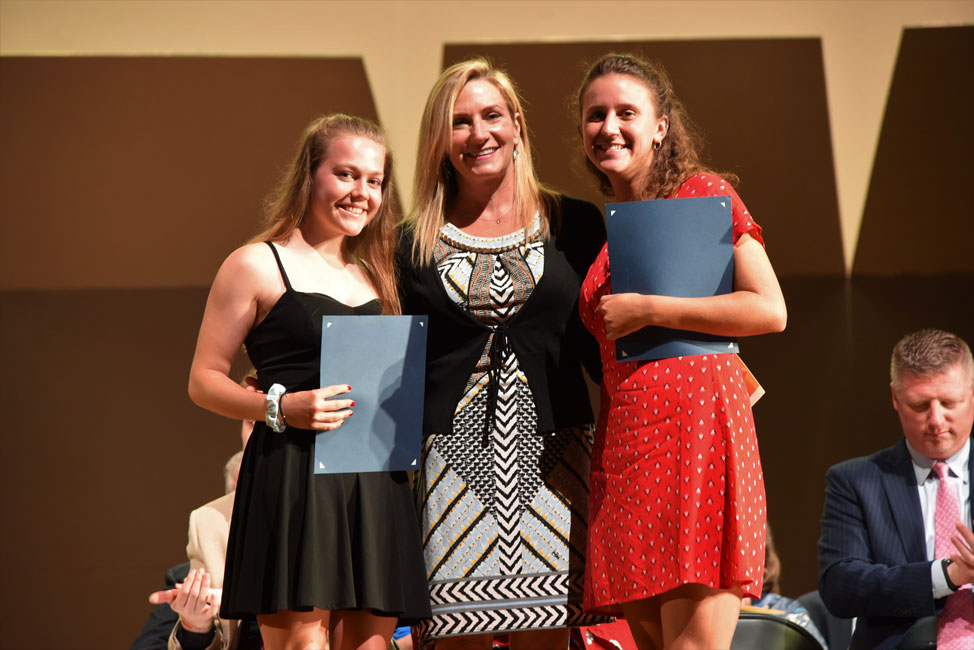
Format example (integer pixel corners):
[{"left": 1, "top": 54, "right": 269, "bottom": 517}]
[{"left": 397, "top": 194, "right": 605, "bottom": 434}]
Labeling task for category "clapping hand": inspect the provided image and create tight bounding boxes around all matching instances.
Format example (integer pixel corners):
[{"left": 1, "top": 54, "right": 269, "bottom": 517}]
[
  {"left": 148, "top": 568, "right": 222, "bottom": 633},
  {"left": 947, "top": 523, "right": 974, "bottom": 588}
]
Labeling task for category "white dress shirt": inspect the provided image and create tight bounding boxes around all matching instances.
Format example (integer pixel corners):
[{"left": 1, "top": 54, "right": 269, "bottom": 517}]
[{"left": 906, "top": 440, "right": 971, "bottom": 598}]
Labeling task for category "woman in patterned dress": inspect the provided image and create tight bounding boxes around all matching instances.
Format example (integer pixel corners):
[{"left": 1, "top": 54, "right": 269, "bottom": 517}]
[
  {"left": 575, "top": 54, "right": 787, "bottom": 650},
  {"left": 398, "top": 59, "right": 609, "bottom": 649}
]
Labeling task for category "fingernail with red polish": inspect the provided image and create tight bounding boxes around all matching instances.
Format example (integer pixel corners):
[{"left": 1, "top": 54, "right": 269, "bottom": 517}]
[{"left": 350, "top": 401, "right": 355, "bottom": 407}]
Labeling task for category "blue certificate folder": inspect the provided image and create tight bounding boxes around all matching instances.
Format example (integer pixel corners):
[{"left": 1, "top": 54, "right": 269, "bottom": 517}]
[
  {"left": 606, "top": 195, "right": 739, "bottom": 362},
  {"left": 314, "top": 315, "right": 427, "bottom": 474}
]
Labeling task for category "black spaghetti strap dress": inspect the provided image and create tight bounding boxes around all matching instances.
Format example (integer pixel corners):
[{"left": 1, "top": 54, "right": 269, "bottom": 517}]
[{"left": 220, "top": 242, "right": 431, "bottom": 621}]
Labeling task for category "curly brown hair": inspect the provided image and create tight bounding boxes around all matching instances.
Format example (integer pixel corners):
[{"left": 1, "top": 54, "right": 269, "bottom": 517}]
[{"left": 575, "top": 53, "right": 734, "bottom": 200}]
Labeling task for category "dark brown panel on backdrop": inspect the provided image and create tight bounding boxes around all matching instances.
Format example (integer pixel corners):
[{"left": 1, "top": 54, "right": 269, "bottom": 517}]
[
  {"left": 444, "top": 39, "right": 843, "bottom": 276},
  {"left": 854, "top": 26, "right": 974, "bottom": 275},
  {"left": 0, "top": 287, "right": 240, "bottom": 648},
  {"left": 0, "top": 56, "right": 384, "bottom": 649},
  {"left": 0, "top": 57, "right": 381, "bottom": 290}
]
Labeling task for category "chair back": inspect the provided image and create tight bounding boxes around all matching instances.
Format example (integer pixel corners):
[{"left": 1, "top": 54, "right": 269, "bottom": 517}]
[
  {"left": 797, "top": 589, "right": 854, "bottom": 650},
  {"left": 731, "top": 611, "right": 825, "bottom": 650},
  {"left": 896, "top": 615, "right": 936, "bottom": 650}
]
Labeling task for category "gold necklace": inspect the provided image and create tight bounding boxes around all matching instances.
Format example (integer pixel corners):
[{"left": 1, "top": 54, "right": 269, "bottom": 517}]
[{"left": 474, "top": 202, "right": 515, "bottom": 224}]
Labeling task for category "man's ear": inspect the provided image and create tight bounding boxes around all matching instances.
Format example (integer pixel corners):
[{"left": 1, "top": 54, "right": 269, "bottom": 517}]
[{"left": 890, "top": 382, "right": 900, "bottom": 412}]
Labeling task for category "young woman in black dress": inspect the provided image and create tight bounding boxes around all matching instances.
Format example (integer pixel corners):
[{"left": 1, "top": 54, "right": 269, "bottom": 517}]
[{"left": 188, "top": 114, "right": 430, "bottom": 650}]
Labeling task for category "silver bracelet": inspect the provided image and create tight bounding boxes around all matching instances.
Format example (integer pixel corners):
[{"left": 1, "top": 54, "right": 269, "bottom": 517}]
[{"left": 265, "top": 383, "right": 287, "bottom": 433}]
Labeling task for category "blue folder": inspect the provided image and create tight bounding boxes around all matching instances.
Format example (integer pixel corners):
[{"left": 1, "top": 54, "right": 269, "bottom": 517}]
[
  {"left": 314, "top": 315, "right": 427, "bottom": 474},
  {"left": 605, "top": 195, "right": 739, "bottom": 362}
]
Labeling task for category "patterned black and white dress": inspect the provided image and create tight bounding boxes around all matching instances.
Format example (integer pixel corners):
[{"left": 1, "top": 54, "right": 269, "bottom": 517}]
[{"left": 416, "top": 219, "right": 606, "bottom": 643}]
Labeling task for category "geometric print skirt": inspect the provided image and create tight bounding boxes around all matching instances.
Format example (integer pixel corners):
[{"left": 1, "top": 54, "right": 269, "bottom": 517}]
[{"left": 415, "top": 347, "right": 609, "bottom": 645}]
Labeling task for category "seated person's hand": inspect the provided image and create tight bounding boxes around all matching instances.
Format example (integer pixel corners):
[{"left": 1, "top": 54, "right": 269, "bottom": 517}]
[
  {"left": 948, "top": 522, "right": 974, "bottom": 587},
  {"left": 148, "top": 568, "right": 222, "bottom": 632}
]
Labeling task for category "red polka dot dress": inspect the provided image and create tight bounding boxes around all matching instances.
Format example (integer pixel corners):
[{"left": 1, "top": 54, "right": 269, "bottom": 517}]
[{"left": 578, "top": 174, "right": 767, "bottom": 614}]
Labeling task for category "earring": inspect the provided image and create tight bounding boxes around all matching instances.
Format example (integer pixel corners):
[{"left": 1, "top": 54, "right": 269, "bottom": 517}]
[
  {"left": 512, "top": 146, "right": 519, "bottom": 160},
  {"left": 653, "top": 139, "right": 662, "bottom": 150}
]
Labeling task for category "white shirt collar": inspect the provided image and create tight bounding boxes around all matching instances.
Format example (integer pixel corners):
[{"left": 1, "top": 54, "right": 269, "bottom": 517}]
[{"left": 906, "top": 438, "right": 970, "bottom": 486}]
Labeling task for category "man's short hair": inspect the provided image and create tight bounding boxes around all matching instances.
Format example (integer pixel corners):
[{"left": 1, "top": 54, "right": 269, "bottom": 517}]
[{"left": 890, "top": 328, "right": 974, "bottom": 389}]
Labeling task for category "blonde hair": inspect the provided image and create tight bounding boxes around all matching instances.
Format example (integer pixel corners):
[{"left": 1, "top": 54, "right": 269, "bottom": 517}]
[
  {"left": 405, "top": 58, "right": 556, "bottom": 264},
  {"left": 252, "top": 114, "right": 400, "bottom": 314}
]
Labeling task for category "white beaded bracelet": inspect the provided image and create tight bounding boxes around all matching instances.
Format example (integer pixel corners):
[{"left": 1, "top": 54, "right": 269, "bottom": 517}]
[{"left": 265, "top": 383, "right": 287, "bottom": 433}]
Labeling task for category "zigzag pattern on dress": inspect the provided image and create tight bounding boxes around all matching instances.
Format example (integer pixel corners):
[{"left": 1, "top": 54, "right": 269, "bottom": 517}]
[
  {"left": 491, "top": 349, "right": 521, "bottom": 575},
  {"left": 435, "top": 250, "right": 475, "bottom": 305},
  {"left": 420, "top": 232, "right": 613, "bottom": 644},
  {"left": 431, "top": 572, "right": 569, "bottom": 604},
  {"left": 437, "top": 387, "right": 496, "bottom": 511},
  {"left": 466, "top": 248, "right": 535, "bottom": 324},
  {"left": 489, "top": 257, "right": 517, "bottom": 322},
  {"left": 515, "top": 387, "right": 547, "bottom": 509},
  {"left": 422, "top": 604, "right": 587, "bottom": 640}
]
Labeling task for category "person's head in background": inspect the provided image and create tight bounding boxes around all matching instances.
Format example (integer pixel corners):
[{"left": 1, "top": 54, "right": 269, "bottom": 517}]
[
  {"left": 224, "top": 450, "right": 243, "bottom": 494},
  {"left": 226, "top": 364, "right": 258, "bottom": 493},
  {"left": 240, "top": 364, "right": 258, "bottom": 449},
  {"left": 890, "top": 328, "right": 974, "bottom": 461},
  {"left": 762, "top": 525, "right": 781, "bottom": 596}
]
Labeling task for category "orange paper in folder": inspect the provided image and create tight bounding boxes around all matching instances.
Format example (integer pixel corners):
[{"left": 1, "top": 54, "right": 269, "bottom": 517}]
[{"left": 736, "top": 355, "right": 765, "bottom": 406}]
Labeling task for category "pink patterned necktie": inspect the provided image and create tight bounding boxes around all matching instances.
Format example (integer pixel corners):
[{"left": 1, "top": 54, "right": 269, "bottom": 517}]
[{"left": 933, "top": 461, "right": 974, "bottom": 648}]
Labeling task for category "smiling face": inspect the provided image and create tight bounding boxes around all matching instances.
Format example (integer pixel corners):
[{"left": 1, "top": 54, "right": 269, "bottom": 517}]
[
  {"left": 308, "top": 134, "right": 386, "bottom": 239},
  {"left": 448, "top": 79, "right": 521, "bottom": 186},
  {"left": 580, "top": 73, "right": 668, "bottom": 198},
  {"left": 892, "top": 362, "right": 974, "bottom": 460}
]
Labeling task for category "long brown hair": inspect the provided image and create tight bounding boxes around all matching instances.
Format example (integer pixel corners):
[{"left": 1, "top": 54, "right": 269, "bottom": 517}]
[
  {"left": 252, "top": 114, "right": 400, "bottom": 314},
  {"left": 406, "top": 58, "right": 557, "bottom": 264},
  {"left": 576, "top": 53, "right": 734, "bottom": 200}
]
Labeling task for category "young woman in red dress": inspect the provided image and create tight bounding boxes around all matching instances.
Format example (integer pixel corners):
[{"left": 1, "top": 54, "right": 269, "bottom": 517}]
[{"left": 575, "top": 54, "right": 787, "bottom": 650}]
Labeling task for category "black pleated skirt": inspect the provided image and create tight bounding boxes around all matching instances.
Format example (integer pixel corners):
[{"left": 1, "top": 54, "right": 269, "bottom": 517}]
[{"left": 220, "top": 423, "right": 431, "bottom": 622}]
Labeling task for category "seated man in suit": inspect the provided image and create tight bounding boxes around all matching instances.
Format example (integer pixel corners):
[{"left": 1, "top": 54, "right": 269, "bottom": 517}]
[
  {"left": 818, "top": 328, "right": 974, "bottom": 650},
  {"left": 158, "top": 451, "right": 249, "bottom": 650},
  {"left": 149, "top": 402, "right": 259, "bottom": 650}
]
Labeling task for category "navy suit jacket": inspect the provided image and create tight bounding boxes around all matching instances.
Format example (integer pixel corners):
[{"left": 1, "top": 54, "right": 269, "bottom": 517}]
[{"left": 818, "top": 438, "right": 973, "bottom": 650}]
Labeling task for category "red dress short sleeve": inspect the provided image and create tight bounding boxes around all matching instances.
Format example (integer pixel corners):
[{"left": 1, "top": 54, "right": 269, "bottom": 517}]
[{"left": 578, "top": 174, "right": 767, "bottom": 614}]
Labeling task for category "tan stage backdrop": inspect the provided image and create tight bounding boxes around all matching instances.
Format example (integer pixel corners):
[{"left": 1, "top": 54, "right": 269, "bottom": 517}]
[{"left": 1, "top": 2, "right": 972, "bottom": 648}]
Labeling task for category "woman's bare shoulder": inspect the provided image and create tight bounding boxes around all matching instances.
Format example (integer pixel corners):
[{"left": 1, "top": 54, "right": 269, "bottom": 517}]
[{"left": 208, "top": 241, "right": 285, "bottom": 296}]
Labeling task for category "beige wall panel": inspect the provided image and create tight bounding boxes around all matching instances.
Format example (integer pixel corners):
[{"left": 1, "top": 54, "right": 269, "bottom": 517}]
[
  {"left": 1, "top": 3, "right": 974, "bottom": 647},
  {"left": 0, "top": 56, "right": 380, "bottom": 290}
]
